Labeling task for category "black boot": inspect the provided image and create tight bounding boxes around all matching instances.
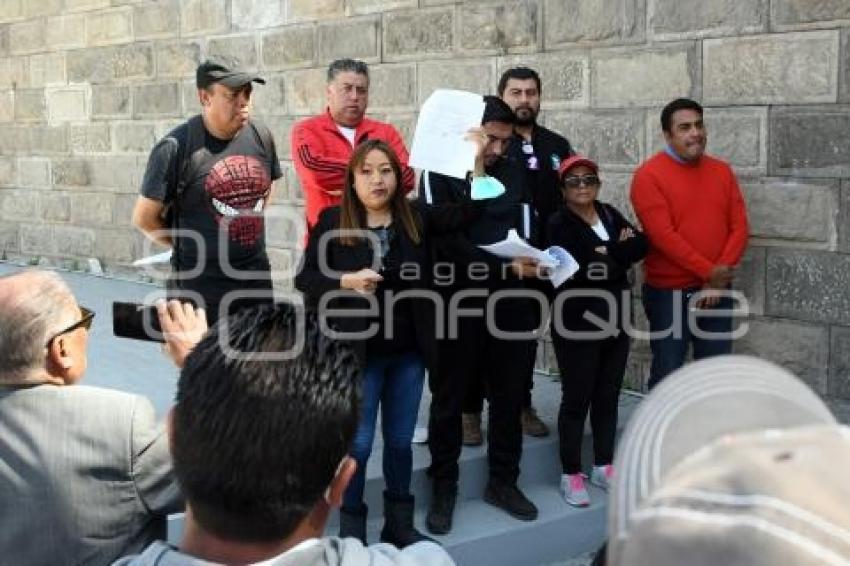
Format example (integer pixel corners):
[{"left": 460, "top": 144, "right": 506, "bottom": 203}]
[
  {"left": 426, "top": 480, "right": 457, "bottom": 535},
  {"left": 380, "top": 491, "right": 436, "bottom": 548},
  {"left": 483, "top": 480, "right": 538, "bottom": 521},
  {"left": 339, "top": 504, "right": 367, "bottom": 544}
]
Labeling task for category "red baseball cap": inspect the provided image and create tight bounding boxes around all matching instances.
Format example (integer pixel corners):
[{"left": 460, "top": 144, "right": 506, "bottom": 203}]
[{"left": 558, "top": 154, "right": 599, "bottom": 180}]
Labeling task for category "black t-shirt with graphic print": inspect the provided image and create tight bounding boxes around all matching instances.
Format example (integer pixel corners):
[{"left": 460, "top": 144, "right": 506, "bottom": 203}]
[{"left": 140, "top": 119, "right": 282, "bottom": 304}]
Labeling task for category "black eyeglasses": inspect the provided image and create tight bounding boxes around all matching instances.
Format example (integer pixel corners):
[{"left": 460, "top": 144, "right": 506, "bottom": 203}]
[
  {"left": 46, "top": 306, "right": 95, "bottom": 347},
  {"left": 563, "top": 174, "right": 600, "bottom": 189}
]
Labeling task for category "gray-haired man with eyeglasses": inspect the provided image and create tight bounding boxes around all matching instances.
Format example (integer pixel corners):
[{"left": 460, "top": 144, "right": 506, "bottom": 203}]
[{"left": 0, "top": 270, "right": 206, "bottom": 564}]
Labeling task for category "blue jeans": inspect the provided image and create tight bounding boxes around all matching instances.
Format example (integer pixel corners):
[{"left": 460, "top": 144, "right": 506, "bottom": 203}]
[
  {"left": 342, "top": 350, "right": 425, "bottom": 510},
  {"left": 643, "top": 284, "right": 734, "bottom": 389}
]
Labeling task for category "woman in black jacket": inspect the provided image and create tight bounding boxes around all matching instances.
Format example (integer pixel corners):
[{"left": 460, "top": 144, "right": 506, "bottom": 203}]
[
  {"left": 295, "top": 140, "right": 478, "bottom": 548},
  {"left": 545, "top": 155, "right": 648, "bottom": 508}
]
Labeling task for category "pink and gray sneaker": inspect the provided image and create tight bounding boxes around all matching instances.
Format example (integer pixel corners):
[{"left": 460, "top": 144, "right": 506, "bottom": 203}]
[
  {"left": 560, "top": 473, "right": 590, "bottom": 507},
  {"left": 590, "top": 464, "right": 614, "bottom": 491}
]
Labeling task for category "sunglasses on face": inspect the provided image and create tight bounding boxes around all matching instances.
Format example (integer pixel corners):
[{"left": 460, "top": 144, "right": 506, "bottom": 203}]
[
  {"left": 46, "top": 306, "right": 95, "bottom": 347},
  {"left": 562, "top": 174, "right": 600, "bottom": 190}
]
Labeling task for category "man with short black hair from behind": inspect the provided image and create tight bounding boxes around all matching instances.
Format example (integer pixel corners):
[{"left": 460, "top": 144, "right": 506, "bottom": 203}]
[{"left": 115, "top": 305, "right": 454, "bottom": 566}]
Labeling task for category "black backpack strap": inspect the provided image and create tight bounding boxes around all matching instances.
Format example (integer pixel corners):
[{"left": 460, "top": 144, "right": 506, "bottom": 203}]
[{"left": 170, "top": 114, "right": 206, "bottom": 268}]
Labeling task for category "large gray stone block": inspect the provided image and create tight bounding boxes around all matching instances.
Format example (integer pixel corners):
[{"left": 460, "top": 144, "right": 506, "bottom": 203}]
[
  {"left": 68, "top": 45, "right": 155, "bottom": 83},
  {"left": 261, "top": 26, "right": 316, "bottom": 70},
  {"left": 840, "top": 181, "right": 850, "bottom": 254},
  {"left": 0, "top": 24, "right": 8, "bottom": 57},
  {"left": 28, "top": 52, "right": 67, "bottom": 89},
  {"left": 498, "top": 51, "right": 589, "bottom": 107},
  {"left": 46, "top": 14, "right": 87, "bottom": 49},
  {"left": 134, "top": 0, "right": 180, "bottom": 39},
  {"left": 318, "top": 16, "right": 379, "bottom": 63},
  {"left": 92, "top": 85, "right": 130, "bottom": 118},
  {"left": 261, "top": 116, "right": 293, "bottom": 160},
  {"left": 384, "top": 8, "right": 453, "bottom": 61},
  {"left": 133, "top": 83, "right": 181, "bottom": 118},
  {"left": 544, "top": 0, "right": 644, "bottom": 46},
  {"left": 545, "top": 110, "right": 644, "bottom": 170},
  {"left": 742, "top": 178, "right": 838, "bottom": 248},
  {"left": 703, "top": 106, "right": 767, "bottom": 175},
  {"left": 284, "top": 68, "right": 326, "bottom": 115},
  {"left": 70, "top": 124, "right": 112, "bottom": 154},
  {"left": 771, "top": 0, "right": 850, "bottom": 31},
  {"left": 17, "top": 157, "right": 51, "bottom": 188},
  {"left": 53, "top": 159, "right": 91, "bottom": 187},
  {"left": 46, "top": 87, "right": 90, "bottom": 124},
  {"left": 592, "top": 43, "right": 697, "bottom": 108},
  {"left": 649, "top": 0, "right": 766, "bottom": 40},
  {"left": 156, "top": 42, "right": 201, "bottom": 78},
  {"left": 9, "top": 19, "right": 45, "bottom": 55},
  {"left": 766, "top": 249, "right": 850, "bottom": 326},
  {"left": 1, "top": 189, "right": 39, "bottom": 220},
  {"left": 418, "top": 59, "right": 495, "bottom": 105},
  {"left": 14, "top": 89, "right": 45, "bottom": 122},
  {"left": 369, "top": 63, "right": 416, "bottom": 112},
  {"left": 71, "top": 193, "right": 113, "bottom": 226},
  {"left": 0, "top": 157, "right": 15, "bottom": 185},
  {"left": 28, "top": 125, "right": 69, "bottom": 154},
  {"left": 251, "top": 75, "right": 287, "bottom": 117},
  {"left": 65, "top": 0, "right": 110, "bottom": 12},
  {"left": 735, "top": 246, "right": 766, "bottom": 316},
  {"left": 113, "top": 122, "right": 157, "bottom": 153},
  {"left": 208, "top": 35, "right": 259, "bottom": 71},
  {"left": 231, "top": 0, "right": 285, "bottom": 30},
  {"left": 841, "top": 29, "right": 850, "bottom": 103},
  {"left": 94, "top": 228, "right": 136, "bottom": 263},
  {"left": 180, "top": 0, "right": 228, "bottom": 36},
  {"left": 21, "top": 224, "right": 54, "bottom": 255},
  {"left": 113, "top": 193, "right": 137, "bottom": 226},
  {"left": 734, "top": 317, "right": 829, "bottom": 394},
  {"left": 348, "top": 0, "right": 416, "bottom": 15},
  {"left": 0, "top": 91, "right": 11, "bottom": 123},
  {"left": 86, "top": 7, "right": 133, "bottom": 47},
  {"left": 703, "top": 31, "right": 839, "bottom": 105},
  {"left": 288, "top": 0, "right": 344, "bottom": 21},
  {"left": 0, "top": 221, "right": 17, "bottom": 253},
  {"left": 41, "top": 192, "right": 71, "bottom": 222},
  {"left": 830, "top": 326, "right": 850, "bottom": 399},
  {"left": 459, "top": 0, "right": 538, "bottom": 54},
  {"left": 54, "top": 226, "right": 95, "bottom": 257},
  {"left": 769, "top": 105, "right": 850, "bottom": 178}
]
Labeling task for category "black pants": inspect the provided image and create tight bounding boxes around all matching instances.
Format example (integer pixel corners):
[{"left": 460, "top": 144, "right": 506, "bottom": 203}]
[
  {"left": 428, "top": 295, "right": 535, "bottom": 485},
  {"left": 551, "top": 330, "right": 629, "bottom": 474},
  {"left": 167, "top": 274, "right": 274, "bottom": 325},
  {"left": 462, "top": 282, "right": 550, "bottom": 414}
]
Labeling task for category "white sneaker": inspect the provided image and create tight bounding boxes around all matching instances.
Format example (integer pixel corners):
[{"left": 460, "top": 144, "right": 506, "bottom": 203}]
[
  {"left": 590, "top": 464, "right": 614, "bottom": 491},
  {"left": 560, "top": 473, "right": 590, "bottom": 507}
]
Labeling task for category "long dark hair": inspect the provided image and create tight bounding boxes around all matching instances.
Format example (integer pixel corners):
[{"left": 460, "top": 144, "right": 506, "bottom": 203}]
[{"left": 339, "top": 139, "right": 421, "bottom": 246}]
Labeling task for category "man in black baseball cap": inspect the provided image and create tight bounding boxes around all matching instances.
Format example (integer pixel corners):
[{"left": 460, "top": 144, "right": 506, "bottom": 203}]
[
  {"left": 195, "top": 60, "right": 266, "bottom": 90},
  {"left": 132, "top": 59, "right": 282, "bottom": 324}
]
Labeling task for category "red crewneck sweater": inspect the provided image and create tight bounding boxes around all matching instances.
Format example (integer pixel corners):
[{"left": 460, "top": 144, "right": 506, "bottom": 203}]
[{"left": 630, "top": 152, "right": 749, "bottom": 289}]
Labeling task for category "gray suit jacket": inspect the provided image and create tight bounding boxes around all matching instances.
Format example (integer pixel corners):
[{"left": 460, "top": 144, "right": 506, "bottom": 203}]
[{"left": 0, "top": 384, "right": 182, "bottom": 565}]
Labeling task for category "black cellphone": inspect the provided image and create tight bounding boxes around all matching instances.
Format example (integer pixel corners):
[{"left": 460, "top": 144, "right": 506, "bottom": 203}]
[{"left": 112, "top": 301, "right": 165, "bottom": 343}]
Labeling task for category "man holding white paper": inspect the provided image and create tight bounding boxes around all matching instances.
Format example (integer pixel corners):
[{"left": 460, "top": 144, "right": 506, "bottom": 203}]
[{"left": 419, "top": 96, "right": 542, "bottom": 534}]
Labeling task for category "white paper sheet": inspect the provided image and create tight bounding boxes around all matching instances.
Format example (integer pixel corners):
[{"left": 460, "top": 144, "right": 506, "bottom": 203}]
[
  {"left": 478, "top": 230, "right": 579, "bottom": 288},
  {"left": 132, "top": 250, "right": 173, "bottom": 266},
  {"left": 409, "top": 89, "right": 485, "bottom": 179}
]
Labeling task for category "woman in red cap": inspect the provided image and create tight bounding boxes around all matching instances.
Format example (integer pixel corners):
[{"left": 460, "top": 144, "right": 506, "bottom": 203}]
[{"left": 546, "top": 155, "right": 648, "bottom": 507}]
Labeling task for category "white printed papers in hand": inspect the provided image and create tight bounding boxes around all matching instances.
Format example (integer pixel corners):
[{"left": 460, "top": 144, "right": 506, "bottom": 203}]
[
  {"left": 478, "top": 230, "right": 579, "bottom": 288},
  {"left": 132, "top": 250, "right": 173, "bottom": 266},
  {"left": 408, "top": 89, "right": 485, "bottom": 179}
]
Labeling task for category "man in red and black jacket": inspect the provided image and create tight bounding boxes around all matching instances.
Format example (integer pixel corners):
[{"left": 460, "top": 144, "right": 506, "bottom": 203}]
[{"left": 291, "top": 59, "right": 415, "bottom": 233}]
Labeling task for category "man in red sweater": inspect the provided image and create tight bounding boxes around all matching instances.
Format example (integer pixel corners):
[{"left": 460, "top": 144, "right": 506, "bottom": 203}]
[
  {"left": 630, "top": 98, "right": 748, "bottom": 388},
  {"left": 291, "top": 59, "right": 415, "bottom": 232}
]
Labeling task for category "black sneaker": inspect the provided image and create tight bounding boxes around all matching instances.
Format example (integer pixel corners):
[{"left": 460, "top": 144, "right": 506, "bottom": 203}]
[
  {"left": 483, "top": 481, "right": 538, "bottom": 521},
  {"left": 426, "top": 482, "right": 457, "bottom": 535}
]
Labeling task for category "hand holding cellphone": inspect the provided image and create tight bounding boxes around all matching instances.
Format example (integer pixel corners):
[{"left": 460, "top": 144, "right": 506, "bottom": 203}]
[{"left": 112, "top": 301, "right": 165, "bottom": 343}]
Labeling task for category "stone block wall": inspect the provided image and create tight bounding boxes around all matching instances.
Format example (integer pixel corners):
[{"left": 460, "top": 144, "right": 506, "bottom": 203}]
[{"left": 0, "top": 0, "right": 847, "bottom": 399}]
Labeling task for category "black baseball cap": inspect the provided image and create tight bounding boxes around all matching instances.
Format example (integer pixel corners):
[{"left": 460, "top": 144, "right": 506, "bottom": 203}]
[{"left": 196, "top": 60, "right": 266, "bottom": 89}]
